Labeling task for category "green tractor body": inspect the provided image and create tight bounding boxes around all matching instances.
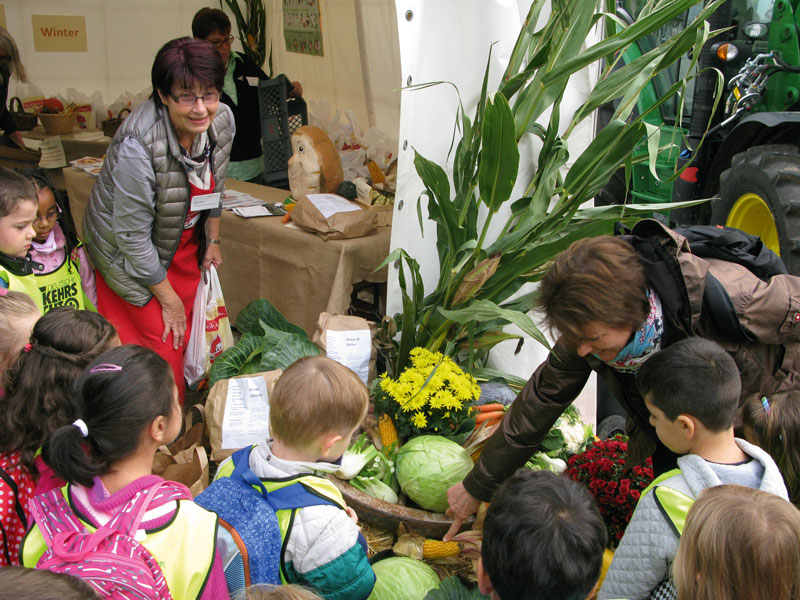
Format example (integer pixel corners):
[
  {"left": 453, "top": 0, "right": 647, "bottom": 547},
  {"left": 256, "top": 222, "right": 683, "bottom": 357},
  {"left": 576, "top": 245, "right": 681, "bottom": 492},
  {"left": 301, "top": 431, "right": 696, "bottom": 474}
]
[{"left": 605, "top": 0, "right": 800, "bottom": 273}]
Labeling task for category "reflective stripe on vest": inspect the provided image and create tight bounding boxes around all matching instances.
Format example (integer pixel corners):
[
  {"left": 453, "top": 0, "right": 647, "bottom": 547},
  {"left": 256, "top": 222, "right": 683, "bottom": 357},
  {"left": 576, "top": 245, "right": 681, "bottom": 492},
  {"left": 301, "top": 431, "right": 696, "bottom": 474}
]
[
  {"left": 21, "top": 485, "right": 218, "bottom": 600},
  {"left": 0, "top": 253, "right": 89, "bottom": 313},
  {"left": 640, "top": 467, "right": 694, "bottom": 537},
  {"left": 215, "top": 455, "right": 347, "bottom": 584}
]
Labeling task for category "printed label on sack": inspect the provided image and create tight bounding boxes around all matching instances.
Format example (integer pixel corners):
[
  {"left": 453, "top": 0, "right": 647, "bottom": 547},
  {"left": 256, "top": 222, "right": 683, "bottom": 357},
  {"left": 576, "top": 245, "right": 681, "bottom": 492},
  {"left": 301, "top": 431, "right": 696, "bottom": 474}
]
[{"left": 222, "top": 376, "right": 270, "bottom": 449}]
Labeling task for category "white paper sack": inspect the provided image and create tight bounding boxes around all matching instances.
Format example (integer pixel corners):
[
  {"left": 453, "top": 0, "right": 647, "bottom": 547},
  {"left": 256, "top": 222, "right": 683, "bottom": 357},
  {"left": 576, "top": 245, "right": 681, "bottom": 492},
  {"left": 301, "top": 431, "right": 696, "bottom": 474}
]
[{"left": 221, "top": 376, "right": 270, "bottom": 449}]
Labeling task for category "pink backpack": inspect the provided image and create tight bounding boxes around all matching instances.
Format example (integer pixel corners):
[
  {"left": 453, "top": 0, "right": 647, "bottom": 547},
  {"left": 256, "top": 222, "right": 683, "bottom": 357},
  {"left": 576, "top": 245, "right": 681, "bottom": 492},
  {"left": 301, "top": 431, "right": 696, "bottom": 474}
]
[{"left": 28, "top": 481, "right": 191, "bottom": 599}]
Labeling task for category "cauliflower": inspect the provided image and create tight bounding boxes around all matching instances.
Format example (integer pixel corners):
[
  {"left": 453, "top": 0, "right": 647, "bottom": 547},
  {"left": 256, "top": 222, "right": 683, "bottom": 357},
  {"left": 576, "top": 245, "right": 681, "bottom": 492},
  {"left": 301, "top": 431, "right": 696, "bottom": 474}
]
[{"left": 538, "top": 405, "right": 593, "bottom": 461}]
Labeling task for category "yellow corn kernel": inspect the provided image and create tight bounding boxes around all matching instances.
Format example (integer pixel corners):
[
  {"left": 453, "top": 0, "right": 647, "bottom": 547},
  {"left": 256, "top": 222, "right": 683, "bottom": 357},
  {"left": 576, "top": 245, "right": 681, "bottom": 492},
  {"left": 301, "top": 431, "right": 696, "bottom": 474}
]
[
  {"left": 379, "top": 414, "right": 398, "bottom": 448},
  {"left": 422, "top": 539, "right": 461, "bottom": 559}
]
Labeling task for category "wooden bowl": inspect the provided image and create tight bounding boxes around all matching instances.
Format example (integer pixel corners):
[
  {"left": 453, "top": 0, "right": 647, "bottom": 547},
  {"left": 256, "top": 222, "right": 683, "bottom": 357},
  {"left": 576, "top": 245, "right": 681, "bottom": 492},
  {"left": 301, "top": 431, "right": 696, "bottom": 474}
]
[
  {"left": 328, "top": 474, "right": 475, "bottom": 538},
  {"left": 37, "top": 112, "right": 77, "bottom": 135}
]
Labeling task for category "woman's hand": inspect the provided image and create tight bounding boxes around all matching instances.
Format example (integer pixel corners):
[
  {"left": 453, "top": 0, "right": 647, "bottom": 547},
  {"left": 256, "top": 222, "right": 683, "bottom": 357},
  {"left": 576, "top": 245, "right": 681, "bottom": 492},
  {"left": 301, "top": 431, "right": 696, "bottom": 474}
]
[
  {"left": 443, "top": 481, "right": 481, "bottom": 542},
  {"left": 202, "top": 243, "right": 222, "bottom": 270},
  {"left": 159, "top": 292, "right": 187, "bottom": 349}
]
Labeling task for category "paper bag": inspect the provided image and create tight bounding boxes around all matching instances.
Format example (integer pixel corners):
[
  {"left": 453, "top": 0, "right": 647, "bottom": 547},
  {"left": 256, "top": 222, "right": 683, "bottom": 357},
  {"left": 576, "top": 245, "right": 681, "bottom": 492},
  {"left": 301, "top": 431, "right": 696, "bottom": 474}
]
[
  {"left": 153, "top": 405, "right": 209, "bottom": 496},
  {"left": 291, "top": 193, "right": 377, "bottom": 240},
  {"left": 205, "top": 371, "right": 283, "bottom": 462},
  {"left": 311, "top": 312, "right": 377, "bottom": 385}
]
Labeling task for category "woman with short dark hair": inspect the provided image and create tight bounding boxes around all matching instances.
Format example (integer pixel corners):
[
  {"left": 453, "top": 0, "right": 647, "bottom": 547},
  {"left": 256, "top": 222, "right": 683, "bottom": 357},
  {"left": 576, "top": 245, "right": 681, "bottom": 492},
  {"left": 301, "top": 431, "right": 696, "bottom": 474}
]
[
  {"left": 192, "top": 7, "right": 302, "bottom": 183},
  {"left": 445, "top": 219, "right": 800, "bottom": 541},
  {"left": 82, "top": 37, "right": 234, "bottom": 402}
]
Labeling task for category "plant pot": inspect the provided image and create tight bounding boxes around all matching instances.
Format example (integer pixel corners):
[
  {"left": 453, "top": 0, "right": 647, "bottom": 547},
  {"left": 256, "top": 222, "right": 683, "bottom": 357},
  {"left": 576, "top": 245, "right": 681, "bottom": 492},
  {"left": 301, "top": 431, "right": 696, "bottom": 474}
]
[
  {"left": 328, "top": 474, "right": 474, "bottom": 538},
  {"left": 37, "top": 112, "right": 77, "bottom": 135}
]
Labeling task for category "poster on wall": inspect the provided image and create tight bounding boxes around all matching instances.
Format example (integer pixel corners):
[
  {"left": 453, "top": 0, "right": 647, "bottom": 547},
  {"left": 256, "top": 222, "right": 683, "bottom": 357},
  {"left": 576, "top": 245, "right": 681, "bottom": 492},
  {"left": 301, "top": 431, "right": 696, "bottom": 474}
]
[
  {"left": 283, "top": 0, "right": 323, "bottom": 57},
  {"left": 32, "top": 15, "right": 87, "bottom": 52}
]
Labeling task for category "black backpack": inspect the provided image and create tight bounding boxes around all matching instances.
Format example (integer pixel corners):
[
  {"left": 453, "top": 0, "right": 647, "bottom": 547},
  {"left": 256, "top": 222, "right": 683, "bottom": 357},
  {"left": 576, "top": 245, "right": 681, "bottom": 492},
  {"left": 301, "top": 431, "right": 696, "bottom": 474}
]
[{"left": 615, "top": 220, "right": 789, "bottom": 344}]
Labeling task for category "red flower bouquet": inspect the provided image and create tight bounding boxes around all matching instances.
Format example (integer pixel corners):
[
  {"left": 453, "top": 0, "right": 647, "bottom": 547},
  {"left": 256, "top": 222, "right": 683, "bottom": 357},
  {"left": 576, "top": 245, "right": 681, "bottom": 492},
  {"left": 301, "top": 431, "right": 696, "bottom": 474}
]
[{"left": 566, "top": 435, "right": 654, "bottom": 548}]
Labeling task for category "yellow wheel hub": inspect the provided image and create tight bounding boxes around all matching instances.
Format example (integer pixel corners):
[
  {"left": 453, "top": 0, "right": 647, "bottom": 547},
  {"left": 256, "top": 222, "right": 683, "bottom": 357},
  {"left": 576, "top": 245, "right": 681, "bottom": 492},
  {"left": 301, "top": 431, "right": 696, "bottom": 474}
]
[{"left": 726, "top": 193, "right": 781, "bottom": 256}]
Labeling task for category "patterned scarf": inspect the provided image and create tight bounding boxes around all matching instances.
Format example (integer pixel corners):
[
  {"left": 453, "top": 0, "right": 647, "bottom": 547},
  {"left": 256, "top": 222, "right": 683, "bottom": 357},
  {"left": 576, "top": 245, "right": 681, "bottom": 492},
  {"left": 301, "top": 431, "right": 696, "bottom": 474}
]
[
  {"left": 178, "top": 130, "right": 212, "bottom": 190},
  {"left": 602, "top": 288, "right": 664, "bottom": 373}
]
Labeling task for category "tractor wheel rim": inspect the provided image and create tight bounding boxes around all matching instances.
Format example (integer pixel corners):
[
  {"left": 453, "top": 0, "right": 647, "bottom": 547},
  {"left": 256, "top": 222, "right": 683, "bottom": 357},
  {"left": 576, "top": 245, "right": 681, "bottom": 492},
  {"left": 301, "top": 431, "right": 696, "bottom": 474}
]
[{"left": 727, "top": 193, "right": 781, "bottom": 256}]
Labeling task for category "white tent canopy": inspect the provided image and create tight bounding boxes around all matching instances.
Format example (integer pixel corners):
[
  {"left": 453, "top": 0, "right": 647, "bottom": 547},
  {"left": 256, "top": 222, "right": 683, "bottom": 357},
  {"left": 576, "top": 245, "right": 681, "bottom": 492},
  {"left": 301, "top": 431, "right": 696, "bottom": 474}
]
[{"left": 4, "top": 0, "right": 596, "bottom": 421}]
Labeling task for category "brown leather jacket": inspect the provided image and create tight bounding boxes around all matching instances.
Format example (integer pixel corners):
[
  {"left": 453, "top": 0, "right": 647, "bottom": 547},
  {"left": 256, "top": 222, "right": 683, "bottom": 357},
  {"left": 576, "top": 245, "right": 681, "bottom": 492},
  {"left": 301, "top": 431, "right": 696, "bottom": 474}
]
[{"left": 463, "top": 221, "right": 800, "bottom": 502}]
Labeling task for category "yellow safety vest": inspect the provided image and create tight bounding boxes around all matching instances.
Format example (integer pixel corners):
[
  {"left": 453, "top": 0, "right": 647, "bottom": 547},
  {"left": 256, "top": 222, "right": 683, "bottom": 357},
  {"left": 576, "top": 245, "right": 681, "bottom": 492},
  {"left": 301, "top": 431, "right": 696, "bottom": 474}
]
[
  {"left": 21, "top": 484, "right": 218, "bottom": 600},
  {"left": 0, "top": 248, "right": 94, "bottom": 313},
  {"left": 639, "top": 468, "right": 694, "bottom": 536},
  {"left": 215, "top": 455, "right": 346, "bottom": 583}
]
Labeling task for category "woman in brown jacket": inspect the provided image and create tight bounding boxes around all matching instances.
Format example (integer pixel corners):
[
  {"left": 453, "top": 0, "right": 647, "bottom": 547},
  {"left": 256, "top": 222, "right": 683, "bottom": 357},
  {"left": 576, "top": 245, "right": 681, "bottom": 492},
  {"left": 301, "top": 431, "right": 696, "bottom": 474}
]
[{"left": 445, "top": 219, "right": 800, "bottom": 540}]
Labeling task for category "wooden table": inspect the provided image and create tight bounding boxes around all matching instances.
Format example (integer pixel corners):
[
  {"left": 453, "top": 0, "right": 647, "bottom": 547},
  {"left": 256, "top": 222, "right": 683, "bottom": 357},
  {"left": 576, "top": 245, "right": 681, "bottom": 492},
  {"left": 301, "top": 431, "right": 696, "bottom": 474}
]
[{"left": 62, "top": 168, "right": 390, "bottom": 335}]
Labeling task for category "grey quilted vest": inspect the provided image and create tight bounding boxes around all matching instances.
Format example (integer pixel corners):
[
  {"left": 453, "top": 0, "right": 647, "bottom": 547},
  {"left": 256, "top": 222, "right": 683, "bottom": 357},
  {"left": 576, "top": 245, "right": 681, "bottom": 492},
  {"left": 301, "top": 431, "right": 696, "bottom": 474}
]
[{"left": 83, "top": 99, "right": 234, "bottom": 306}]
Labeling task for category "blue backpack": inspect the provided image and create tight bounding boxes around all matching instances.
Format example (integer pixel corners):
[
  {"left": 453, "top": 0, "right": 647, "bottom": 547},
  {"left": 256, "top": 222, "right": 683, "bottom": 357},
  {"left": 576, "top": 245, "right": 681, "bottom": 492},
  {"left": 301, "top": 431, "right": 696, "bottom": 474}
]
[{"left": 195, "top": 446, "right": 338, "bottom": 595}]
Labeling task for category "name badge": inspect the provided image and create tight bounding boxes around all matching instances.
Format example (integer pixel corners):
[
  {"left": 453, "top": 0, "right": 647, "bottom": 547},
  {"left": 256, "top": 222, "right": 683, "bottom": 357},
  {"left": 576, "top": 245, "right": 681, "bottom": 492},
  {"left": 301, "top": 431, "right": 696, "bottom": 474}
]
[
  {"left": 191, "top": 192, "right": 220, "bottom": 212},
  {"left": 246, "top": 76, "right": 260, "bottom": 87}
]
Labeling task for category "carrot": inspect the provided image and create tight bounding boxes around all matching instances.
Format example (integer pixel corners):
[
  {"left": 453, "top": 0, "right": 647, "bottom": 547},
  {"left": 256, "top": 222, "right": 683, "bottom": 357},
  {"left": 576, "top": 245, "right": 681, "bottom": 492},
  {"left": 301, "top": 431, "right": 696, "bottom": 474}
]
[
  {"left": 282, "top": 211, "right": 291, "bottom": 224},
  {"left": 476, "top": 403, "right": 506, "bottom": 413},
  {"left": 485, "top": 417, "right": 503, "bottom": 428},
  {"left": 475, "top": 410, "right": 505, "bottom": 424}
]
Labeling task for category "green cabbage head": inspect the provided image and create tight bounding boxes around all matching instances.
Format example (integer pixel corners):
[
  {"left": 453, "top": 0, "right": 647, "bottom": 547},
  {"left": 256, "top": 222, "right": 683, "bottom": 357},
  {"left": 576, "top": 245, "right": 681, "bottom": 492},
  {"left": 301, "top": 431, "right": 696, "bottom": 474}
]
[
  {"left": 396, "top": 435, "right": 474, "bottom": 512},
  {"left": 368, "top": 557, "right": 440, "bottom": 599}
]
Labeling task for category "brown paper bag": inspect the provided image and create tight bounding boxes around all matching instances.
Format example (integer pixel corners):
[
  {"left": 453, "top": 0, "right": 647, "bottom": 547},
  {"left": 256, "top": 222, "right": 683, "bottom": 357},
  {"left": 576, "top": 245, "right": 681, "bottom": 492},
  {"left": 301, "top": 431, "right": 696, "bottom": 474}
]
[
  {"left": 291, "top": 194, "right": 377, "bottom": 240},
  {"left": 312, "top": 312, "right": 377, "bottom": 385},
  {"left": 152, "top": 405, "right": 209, "bottom": 496},
  {"left": 205, "top": 371, "right": 283, "bottom": 462}
]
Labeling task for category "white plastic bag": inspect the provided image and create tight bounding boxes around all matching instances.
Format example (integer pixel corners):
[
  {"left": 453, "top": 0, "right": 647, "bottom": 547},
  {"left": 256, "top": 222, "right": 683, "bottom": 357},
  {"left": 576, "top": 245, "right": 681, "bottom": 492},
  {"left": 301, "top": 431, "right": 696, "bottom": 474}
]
[{"left": 184, "top": 266, "right": 234, "bottom": 386}]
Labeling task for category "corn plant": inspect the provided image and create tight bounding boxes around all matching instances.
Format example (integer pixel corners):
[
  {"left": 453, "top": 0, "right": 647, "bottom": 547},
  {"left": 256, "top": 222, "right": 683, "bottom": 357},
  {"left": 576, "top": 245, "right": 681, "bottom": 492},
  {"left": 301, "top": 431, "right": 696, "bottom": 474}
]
[
  {"left": 220, "top": 0, "right": 271, "bottom": 72},
  {"left": 379, "top": 0, "right": 725, "bottom": 376}
]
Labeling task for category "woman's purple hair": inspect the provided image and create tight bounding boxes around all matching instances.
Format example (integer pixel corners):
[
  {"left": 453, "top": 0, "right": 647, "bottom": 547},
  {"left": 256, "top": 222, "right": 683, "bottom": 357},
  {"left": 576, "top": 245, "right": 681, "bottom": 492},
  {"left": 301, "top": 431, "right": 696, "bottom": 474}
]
[{"left": 150, "top": 36, "right": 224, "bottom": 106}]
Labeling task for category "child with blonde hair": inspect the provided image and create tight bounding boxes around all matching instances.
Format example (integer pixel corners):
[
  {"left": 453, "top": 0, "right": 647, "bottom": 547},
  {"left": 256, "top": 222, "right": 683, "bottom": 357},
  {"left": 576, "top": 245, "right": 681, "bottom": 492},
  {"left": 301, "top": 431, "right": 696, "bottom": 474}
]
[
  {"left": 214, "top": 356, "right": 375, "bottom": 600},
  {"left": 742, "top": 390, "right": 800, "bottom": 506},
  {"left": 0, "top": 288, "right": 39, "bottom": 379},
  {"left": 673, "top": 484, "right": 800, "bottom": 600}
]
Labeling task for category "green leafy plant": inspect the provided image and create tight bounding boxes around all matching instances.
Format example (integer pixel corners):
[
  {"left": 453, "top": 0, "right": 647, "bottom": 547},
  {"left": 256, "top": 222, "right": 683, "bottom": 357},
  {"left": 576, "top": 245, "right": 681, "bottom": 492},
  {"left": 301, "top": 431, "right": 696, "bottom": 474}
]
[
  {"left": 379, "top": 0, "right": 724, "bottom": 376},
  {"left": 208, "top": 299, "right": 319, "bottom": 387},
  {"left": 220, "top": 0, "right": 271, "bottom": 72}
]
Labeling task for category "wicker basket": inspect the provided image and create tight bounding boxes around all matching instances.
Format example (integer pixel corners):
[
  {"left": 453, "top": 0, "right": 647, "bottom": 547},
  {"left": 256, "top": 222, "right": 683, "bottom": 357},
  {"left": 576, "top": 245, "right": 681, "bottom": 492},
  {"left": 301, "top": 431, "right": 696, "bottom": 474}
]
[
  {"left": 9, "top": 97, "right": 37, "bottom": 131},
  {"left": 37, "top": 111, "right": 77, "bottom": 135},
  {"left": 101, "top": 107, "right": 131, "bottom": 138}
]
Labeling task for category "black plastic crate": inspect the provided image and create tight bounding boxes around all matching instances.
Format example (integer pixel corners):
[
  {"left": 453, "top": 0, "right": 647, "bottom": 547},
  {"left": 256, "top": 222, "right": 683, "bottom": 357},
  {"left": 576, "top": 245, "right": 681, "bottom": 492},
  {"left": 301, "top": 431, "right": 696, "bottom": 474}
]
[{"left": 258, "top": 75, "right": 308, "bottom": 188}]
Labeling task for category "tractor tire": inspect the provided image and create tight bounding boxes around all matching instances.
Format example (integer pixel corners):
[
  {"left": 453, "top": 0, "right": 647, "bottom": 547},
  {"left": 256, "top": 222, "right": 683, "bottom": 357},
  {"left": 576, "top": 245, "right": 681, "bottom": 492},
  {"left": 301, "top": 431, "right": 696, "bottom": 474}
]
[{"left": 714, "top": 144, "right": 800, "bottom": 275}]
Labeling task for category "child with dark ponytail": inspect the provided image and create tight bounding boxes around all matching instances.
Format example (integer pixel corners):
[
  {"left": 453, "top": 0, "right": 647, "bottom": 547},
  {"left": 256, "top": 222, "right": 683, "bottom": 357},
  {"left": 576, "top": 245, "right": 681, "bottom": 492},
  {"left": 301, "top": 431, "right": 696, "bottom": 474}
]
[
  {"left": 20, "top": 345, "right": 228, "bottom": 600},
  {"left": 1, "top": 306, "right": 117, "bottom": 492},
  {"left": 0, "top": 306, "right": 116, "bottom": 566}
]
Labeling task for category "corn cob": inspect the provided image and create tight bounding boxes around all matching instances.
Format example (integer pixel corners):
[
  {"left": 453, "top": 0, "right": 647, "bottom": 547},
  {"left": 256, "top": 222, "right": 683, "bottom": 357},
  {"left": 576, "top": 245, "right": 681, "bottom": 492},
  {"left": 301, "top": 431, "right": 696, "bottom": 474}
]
[
  {"left": 378, "top": 414, "right": 398, "bottom": 448},
  {"left": 422, "top": 539, "right": 461, "bottom": 559}
]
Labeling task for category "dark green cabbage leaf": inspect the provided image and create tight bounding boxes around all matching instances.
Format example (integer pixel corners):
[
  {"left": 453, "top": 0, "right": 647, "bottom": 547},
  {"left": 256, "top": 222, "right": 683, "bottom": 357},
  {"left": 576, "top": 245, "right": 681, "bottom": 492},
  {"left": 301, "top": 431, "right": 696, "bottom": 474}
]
[{"left": 235, "top": 298, "right": 307, "bottom": 337}]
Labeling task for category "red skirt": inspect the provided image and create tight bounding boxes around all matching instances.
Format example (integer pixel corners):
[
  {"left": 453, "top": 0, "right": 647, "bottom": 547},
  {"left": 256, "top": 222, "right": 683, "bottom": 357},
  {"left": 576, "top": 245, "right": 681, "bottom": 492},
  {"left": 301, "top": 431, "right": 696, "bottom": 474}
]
[{"left": 95, "top": 227, "right": 201, "bottom": 403}]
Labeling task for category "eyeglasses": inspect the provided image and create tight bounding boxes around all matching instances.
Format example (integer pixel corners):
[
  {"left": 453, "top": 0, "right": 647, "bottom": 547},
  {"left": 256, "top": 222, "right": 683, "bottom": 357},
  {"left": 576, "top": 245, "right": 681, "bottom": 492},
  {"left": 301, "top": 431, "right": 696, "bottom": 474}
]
[
  {"left": 206, "top": 35, "right": 235, "bottom": 48},
  {"left": 169, "top": 91, "right": 221, "bottom": 106}
]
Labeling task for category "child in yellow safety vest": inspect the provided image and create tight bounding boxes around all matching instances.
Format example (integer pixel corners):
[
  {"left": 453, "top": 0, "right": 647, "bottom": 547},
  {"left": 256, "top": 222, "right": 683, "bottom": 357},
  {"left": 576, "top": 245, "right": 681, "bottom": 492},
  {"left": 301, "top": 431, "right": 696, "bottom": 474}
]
[
  {"left": 599, "top": 338, "right": 790, "bottom": 600},
  {"left": 20, "top": 345, "right": 229, "bottom": 599},
  {"left": 215, "top": 356, "right": 376, "bottom": 600},
  {"left": 19, "top": 168, "right": 96, "bottom": 312},
  {"left": 0, "top": 167, "right": 41, "bottom": 308}
]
